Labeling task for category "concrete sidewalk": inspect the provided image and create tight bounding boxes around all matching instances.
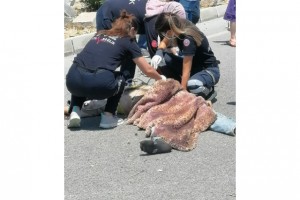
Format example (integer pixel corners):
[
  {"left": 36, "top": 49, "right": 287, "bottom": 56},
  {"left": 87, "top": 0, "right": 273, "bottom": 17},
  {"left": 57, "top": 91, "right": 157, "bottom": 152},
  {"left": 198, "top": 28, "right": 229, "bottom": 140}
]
[{"left": 64, "top": 4, "right": 228, "bottom": 56}]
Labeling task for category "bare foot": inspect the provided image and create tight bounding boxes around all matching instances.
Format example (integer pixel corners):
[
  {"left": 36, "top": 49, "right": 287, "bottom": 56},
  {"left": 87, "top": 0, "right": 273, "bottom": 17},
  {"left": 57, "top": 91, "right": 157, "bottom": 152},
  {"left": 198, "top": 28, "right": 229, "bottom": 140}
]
[
  {"left": 227, "top": 39, "right": 236, "bottom": 47},
  {"left": 64, "top": 106, "right": 70, "bottom": 116}
]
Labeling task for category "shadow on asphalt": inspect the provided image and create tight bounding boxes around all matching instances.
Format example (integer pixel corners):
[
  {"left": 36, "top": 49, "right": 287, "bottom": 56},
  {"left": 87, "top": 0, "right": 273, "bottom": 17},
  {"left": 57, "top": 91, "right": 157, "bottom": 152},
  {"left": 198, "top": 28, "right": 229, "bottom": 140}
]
[
  {"left": 227, "top": 101, "right": 236, "bottom": 106},
  {"left": 139, "top": 152, "right": 172, "bottom": 156},
  {"left": 212, "top": 40, "right": 233, "bottom": 46},
  {"left": 67, "top": 116, "right": 101, "bottom": 131},
  {"left": 66, "top": 115, "right": 133, "bottom": 131}
]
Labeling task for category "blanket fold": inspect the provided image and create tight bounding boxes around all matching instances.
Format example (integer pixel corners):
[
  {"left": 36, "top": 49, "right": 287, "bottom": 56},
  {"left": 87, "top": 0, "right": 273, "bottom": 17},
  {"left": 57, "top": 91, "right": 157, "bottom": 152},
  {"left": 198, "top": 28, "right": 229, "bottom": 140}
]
[{"left": 127, "top": 79, "right": 216, "bottom": 151}]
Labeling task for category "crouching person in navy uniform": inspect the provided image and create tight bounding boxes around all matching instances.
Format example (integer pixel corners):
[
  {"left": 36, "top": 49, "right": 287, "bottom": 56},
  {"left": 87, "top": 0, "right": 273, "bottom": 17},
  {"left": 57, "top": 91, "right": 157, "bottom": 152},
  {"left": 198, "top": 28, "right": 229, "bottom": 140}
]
[
  {"left": 150, "top": 12, "right": 220, "bottom": 100},
  {"left": 96, "top": 0, "right": 149, "bottom": 79},
  {"left": 66, "top": 10, "right": 165, "bottom": 129}
]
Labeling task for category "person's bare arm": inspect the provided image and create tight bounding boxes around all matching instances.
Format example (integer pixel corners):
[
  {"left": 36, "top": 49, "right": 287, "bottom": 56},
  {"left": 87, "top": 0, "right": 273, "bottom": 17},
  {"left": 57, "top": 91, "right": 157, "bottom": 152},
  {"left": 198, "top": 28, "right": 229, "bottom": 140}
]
[
  {"left": 181, "top": 56, "right": 193, "bottom": 89},
  {"left": 157, "top": 37, "right": 169, "bottom": 49}
]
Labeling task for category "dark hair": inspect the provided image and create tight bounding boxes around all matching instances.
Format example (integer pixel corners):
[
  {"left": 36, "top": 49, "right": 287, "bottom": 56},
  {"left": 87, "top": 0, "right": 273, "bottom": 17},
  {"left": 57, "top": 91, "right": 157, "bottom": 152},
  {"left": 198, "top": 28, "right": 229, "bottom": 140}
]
[
  {"left": 97, "top": 10, "right": 138, "bottom": 38},
  {"left": 155, "top": 12, "right": 202, "bottom": 46}
]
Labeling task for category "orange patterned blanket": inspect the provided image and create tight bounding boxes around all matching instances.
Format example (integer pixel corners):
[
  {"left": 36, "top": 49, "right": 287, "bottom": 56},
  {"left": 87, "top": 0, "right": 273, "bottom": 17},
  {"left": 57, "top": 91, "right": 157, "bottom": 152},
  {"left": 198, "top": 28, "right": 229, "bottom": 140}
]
[{"left": 126, "top": 79, "right": 216, "bottom": 151}]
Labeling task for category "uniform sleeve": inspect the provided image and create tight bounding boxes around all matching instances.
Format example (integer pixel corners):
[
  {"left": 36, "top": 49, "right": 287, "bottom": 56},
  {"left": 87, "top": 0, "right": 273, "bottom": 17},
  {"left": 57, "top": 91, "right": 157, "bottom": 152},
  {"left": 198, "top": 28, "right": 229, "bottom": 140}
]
[
  {"left": 181, "top": 36, "right": 197, "bottom": 56},
  {"left": 127, "top": 39, "right": 143, "bottom": 59},
  {"left": 144, "top": 16, "right": 159, "bottom": 57}
]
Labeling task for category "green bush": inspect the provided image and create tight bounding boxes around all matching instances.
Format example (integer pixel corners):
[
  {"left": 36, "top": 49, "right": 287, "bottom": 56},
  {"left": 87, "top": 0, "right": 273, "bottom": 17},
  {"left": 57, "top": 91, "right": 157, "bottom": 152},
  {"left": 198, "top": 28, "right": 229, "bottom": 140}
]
[{"left": 81, "top": 0, "right": 106, "bottom": 12}]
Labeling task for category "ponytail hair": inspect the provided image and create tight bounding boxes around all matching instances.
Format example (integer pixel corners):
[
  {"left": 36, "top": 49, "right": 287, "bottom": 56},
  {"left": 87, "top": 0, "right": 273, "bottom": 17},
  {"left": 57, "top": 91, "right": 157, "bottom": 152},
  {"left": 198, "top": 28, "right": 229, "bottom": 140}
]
[
  {"left": 155, "top": 13, "right": 202, "bottom": 46},
  {"left": 97, "top": 10, "right": 138, "bottom": 38}
]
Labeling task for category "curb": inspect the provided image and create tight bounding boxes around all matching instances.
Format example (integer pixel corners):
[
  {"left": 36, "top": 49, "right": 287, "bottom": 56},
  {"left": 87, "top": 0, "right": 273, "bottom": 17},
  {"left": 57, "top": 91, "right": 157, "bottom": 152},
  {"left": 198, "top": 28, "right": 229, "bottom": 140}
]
[
  {"left": 64, "top": 4, "right": 227, "bottom": 56},
  {"left": 200, "top": 4, "right": 227, "bottom": 22}
]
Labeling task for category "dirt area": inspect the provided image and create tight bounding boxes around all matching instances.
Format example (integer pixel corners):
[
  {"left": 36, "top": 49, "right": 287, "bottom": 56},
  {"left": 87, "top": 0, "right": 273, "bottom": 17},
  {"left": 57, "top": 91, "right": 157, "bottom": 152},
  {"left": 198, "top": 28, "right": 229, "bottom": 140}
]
[{"left": 64, "top": 23, "right": 96, "bottom": 39}]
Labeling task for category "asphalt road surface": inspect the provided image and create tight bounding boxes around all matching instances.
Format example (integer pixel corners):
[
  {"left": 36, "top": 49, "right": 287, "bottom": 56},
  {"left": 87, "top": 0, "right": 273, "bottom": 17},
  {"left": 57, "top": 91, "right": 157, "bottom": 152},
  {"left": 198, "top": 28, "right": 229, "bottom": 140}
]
[{"left": 64, "top": 17, "right": 236, "bottom": 200}]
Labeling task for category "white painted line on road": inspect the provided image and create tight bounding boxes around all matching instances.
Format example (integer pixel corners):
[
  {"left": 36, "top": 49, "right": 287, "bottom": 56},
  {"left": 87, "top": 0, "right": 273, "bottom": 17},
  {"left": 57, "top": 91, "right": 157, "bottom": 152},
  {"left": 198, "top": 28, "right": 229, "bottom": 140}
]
[{"left": 207, "top": 30, "right": 229, "bottom": 39}]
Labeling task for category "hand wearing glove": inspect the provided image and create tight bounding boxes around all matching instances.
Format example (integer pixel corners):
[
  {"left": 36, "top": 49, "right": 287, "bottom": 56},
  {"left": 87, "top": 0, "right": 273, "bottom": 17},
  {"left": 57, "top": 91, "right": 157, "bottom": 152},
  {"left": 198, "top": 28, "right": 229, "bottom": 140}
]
[
  {"left": 150, "top": 49, "right": 164, "bottom": 70},
  {"left": 151, "top": 55, "right": 162, "bottom": 69},
  {"left": 160, "top": 75, "right": 167, "bottom": 80}
]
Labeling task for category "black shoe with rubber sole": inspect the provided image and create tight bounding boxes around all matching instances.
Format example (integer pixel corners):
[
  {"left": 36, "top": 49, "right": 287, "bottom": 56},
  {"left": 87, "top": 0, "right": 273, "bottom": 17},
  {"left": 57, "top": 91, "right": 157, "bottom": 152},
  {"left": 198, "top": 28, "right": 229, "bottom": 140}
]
[{"left": 140, "top": 139, "right": 172, "bottom": 154}]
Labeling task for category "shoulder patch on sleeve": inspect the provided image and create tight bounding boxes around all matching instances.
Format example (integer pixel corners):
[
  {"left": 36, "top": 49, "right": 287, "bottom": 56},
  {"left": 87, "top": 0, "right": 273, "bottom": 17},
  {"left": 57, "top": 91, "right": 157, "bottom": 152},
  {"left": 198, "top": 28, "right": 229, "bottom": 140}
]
[
  {"left": 183, "top": 38, "right": 190, "bottom": 47},
  {"left": 151, "top": 40, "right": 158, "bottom": 48}
]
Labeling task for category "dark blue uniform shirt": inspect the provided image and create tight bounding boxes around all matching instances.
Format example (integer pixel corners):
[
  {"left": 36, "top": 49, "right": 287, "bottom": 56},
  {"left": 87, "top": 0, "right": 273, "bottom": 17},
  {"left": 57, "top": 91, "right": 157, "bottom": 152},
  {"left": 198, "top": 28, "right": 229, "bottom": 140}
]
[
  {"left": 74, "top": 34, "right": 142, "bottom": 71},
  {"left": 177, "top": 29, "right": 217, "bottom": 70},
  {"left": 96, "top": 0, "right": 147, "bottom": 34}
]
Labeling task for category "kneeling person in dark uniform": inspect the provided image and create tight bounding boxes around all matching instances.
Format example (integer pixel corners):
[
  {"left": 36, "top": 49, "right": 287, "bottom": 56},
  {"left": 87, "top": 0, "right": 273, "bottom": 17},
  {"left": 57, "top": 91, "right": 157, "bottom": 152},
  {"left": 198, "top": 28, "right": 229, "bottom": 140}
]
[
  {"left": 151, "top": 12, "right": 220, "bottom": 100},
  {"left": 66, "top": 11, "right": 165, "bottom": 129}
]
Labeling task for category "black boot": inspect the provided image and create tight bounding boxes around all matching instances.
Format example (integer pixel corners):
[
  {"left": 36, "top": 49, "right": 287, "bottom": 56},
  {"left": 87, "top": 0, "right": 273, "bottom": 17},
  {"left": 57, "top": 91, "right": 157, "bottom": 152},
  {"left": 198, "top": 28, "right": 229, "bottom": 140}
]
[{"left": 140, "top": 139, "right": 172, "bottom": 154}]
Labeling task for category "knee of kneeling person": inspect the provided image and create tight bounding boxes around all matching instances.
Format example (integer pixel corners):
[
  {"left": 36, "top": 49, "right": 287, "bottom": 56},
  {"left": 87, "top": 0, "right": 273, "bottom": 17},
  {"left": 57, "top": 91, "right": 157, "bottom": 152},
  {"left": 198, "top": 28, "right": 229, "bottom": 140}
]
[{"left": 187, "top": 79, "right": 208, "bottom": 95}]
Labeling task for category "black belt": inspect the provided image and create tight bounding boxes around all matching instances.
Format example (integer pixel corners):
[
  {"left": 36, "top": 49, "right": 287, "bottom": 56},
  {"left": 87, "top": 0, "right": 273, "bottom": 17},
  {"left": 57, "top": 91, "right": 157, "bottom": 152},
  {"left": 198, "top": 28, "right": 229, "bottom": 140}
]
[{"left": 74, "top": 61, "right": 106, "bottom": 74}]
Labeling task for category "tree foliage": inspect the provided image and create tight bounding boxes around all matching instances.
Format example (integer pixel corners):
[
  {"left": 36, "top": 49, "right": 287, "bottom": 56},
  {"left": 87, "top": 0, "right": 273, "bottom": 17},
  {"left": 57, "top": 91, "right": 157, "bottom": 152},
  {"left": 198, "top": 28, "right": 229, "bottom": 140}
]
[{"left": 81, "top": 0, "right": 106, "bottom": 11}]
